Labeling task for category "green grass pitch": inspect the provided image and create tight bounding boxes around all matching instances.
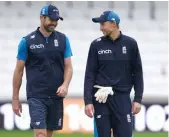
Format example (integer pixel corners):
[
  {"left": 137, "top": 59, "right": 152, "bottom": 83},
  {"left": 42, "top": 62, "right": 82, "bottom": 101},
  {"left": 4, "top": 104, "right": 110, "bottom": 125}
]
[{"left": 0, "top": 130, "right": 168, "bottom": 137}]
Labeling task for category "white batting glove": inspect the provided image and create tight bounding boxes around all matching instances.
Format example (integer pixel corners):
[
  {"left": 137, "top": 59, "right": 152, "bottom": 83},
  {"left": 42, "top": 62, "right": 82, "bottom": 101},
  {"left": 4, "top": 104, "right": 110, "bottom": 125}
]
[{"left": 94, "top": 85, "right": 114, "bottom": 103}]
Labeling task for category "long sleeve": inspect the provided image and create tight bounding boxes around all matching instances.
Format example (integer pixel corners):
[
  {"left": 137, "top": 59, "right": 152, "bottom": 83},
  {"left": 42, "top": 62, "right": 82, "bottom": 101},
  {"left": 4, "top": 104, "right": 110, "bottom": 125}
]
[
  {"left": 132, "top": 40, "right": 144, "bottom": 104},
  {"left": 84, "top": 43, "right": 98, "bottom": 105}
]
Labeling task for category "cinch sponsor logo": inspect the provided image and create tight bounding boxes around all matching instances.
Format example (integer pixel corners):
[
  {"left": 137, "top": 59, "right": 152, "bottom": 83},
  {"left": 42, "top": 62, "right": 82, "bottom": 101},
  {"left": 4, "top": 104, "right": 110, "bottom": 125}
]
[
  {"left": 30, "top": 44, "right": 44, "bottom": 49},
  {"left": 98, "top": 49, "right": 112, "bottom": 54}
]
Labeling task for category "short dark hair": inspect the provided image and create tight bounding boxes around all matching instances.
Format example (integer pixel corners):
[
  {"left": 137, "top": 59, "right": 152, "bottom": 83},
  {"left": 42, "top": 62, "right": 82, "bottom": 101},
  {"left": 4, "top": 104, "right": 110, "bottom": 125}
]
[{"left": 110, "top": 21, "right": 119, "bottom": 29}]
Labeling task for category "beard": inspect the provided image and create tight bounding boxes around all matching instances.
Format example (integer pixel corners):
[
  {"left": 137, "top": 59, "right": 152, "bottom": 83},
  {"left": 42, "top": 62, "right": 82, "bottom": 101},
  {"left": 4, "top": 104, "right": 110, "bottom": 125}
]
[
  {"left": 103, "top": 31, "right": 112, "bottom": 37},
  {"left": 44, "top": 24, "right": 56, "bottom": 32},
  {"left": 102, "top": 31, "right": 115, "bottom": 40}
]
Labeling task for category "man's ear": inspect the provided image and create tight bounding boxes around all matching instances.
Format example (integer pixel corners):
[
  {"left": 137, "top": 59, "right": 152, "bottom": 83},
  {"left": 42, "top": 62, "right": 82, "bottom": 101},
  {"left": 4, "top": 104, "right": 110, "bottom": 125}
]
[{"left": 111, "top": 22, "right": 118, "bottom": 28}]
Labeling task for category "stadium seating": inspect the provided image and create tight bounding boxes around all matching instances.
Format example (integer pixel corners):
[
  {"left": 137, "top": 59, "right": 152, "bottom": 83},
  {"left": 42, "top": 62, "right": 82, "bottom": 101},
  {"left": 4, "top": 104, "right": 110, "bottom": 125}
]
[{"left": 0, "top": 1, "right": 167, "bottom": 102}]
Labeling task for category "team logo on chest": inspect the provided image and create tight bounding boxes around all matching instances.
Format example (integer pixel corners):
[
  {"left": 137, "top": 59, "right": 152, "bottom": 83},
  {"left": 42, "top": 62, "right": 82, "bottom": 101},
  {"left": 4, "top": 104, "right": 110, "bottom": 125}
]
[
  {"left": 30, "top": 44, "right": 44, "bottom": 49},
  {"left": 98, "top": 49, "right": 112, "bottom": 55},
  {"left": 54, "top": 39, "right": 59, "bottom": 47},
  {"left": 122, "top": 46, "right": 127, "bottom": 54}
]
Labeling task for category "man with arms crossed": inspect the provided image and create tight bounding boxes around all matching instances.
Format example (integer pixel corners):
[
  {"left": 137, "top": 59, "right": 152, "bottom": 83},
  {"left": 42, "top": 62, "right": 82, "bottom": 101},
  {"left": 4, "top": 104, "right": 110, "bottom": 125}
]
[
  {"left": 12, "top": 4, "right": 73, "bottom": 137},
  {"left": 84, "top": 10, "right": 143, "bottom": 137}
]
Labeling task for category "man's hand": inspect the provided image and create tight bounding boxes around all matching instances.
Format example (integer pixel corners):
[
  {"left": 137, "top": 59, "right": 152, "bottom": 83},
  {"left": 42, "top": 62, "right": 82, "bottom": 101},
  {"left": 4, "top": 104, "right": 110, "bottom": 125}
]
[
  {"left": 85, "top": 104, "right": 94, "bottom": 118},
  {"left": 57, "top": 84, "right": 68, "bottom": 97},
  {"left": 12, "top": 99, "right": 22, "bottom": 117},
  {"left": 132, "top": 102, "right": 141, "bottom": 115}
]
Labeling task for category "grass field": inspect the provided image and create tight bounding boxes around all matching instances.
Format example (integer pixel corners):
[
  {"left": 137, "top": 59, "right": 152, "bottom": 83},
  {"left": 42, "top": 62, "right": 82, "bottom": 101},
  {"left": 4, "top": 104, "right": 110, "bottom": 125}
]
[{"left": 0, "top": 130, "right": 168, "bottom": 137}]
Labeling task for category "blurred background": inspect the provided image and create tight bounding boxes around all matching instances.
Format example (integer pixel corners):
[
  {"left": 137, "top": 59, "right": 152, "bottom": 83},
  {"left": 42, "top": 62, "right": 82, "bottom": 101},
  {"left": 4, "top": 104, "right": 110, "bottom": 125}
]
[{"left": 0, "top": 1, "right": 168, "bottom": 137}]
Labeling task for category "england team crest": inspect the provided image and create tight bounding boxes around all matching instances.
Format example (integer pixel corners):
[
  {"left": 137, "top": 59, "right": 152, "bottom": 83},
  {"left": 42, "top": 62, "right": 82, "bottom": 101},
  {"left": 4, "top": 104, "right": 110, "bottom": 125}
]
[{"left": 54, "top": 39, "right": 59, "bottom": 47}]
